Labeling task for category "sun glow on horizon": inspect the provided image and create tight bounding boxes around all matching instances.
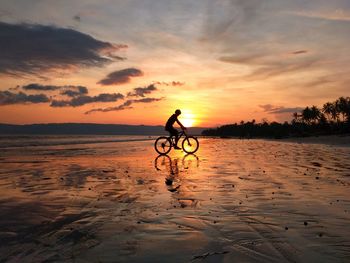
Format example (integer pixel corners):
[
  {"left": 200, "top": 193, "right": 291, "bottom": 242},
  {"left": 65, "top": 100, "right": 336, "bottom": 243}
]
[{"left": 180, "top": 110, "right": 196, "bottom": 127}]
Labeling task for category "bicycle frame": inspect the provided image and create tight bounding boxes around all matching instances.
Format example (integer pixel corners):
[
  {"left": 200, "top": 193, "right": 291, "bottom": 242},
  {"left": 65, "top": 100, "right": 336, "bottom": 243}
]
[{"left": 169, "top": 130, "right": 187, "bottom": 145}]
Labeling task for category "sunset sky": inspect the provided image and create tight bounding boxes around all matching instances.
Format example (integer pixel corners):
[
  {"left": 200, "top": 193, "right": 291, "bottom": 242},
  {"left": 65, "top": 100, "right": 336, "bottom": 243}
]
[{"left": 0, "top": 0, "right": 349, "bottom": 127}]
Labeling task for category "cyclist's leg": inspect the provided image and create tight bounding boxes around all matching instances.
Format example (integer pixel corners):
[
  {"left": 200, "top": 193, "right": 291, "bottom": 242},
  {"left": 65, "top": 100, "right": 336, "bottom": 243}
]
[
  {"left": 165, "top": 127, "right": 174, "bottom": 142},
  {"left": 170, "top": 128, "right": 179, "bottom": 147}
]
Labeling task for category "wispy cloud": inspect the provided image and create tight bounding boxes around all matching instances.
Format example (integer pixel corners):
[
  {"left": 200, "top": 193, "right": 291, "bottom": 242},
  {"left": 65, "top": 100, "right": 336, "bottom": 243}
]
[
  {"left": 153, "top": 81, "right": 185, "bottom": 86},
  {"left": 292, "top": 50, "right": 308, "bottom": 55},
  {"left": 287, "top": 9, "right": 350, "bottom": 22},
  {"left": 219, "top": 54, "right": 267, "bottom": 65},
  {"left": 259, "top": 104, "right": 303, "bottom": 114},
  {"left": 247, "top": 58, "right": 318, "bottom": 80},
  {"left": 73, "top": 15, "right": 81, "bottom": 22},
  {"left": 0, "top": 22, "right": 127, "bottom": 76},
  {"left": 220, "top": 52, "right": 318, "bottom": 80},
  {"left": 98, "top": 68, "right": 143, "bottom": 85},
  {"left": 85, "top": 97, "right": 163, "bottom": 114},
  {"left": 127, "top": 84, "right": 157, "bottom": 97},
  {"left": 0, "top": 90, "right": 50, "bottom": 105}
]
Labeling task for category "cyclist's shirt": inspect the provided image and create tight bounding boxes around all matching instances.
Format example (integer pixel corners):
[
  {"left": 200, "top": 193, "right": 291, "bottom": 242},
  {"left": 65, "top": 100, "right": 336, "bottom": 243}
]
[{"left": 165, "top": 114, "right": 178, "bottom": 130}]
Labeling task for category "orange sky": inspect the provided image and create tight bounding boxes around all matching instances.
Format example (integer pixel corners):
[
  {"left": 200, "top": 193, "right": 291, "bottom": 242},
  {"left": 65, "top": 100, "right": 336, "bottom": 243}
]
[{"left": 1, "top": 0, "right": 349, "bottom": 127}]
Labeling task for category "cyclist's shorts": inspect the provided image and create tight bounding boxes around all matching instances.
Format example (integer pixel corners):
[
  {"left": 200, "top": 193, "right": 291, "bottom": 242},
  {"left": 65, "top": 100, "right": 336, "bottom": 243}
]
[{"left": 165, "top": 127, "right": 178, "bottom": 136}]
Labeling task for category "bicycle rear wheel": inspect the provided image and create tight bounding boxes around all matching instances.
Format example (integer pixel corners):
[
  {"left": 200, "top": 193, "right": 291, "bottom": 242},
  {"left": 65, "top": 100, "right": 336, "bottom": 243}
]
[
  {"left": 154, "top": 136, "right": 172, "bottom": 155},
  {"left": 182, "top": 136, "right": 199, "bottom": 154}
]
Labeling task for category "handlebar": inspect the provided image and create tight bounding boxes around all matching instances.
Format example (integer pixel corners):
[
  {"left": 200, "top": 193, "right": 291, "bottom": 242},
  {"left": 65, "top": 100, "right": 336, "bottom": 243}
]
[{"left": 180, "top": 128, "right": 188, "bottom": 136}]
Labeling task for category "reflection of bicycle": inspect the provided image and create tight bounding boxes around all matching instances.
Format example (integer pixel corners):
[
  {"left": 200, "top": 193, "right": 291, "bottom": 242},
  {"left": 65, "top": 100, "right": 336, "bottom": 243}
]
[
  {"left": 154, "top": 154, "right": 199, "bottom": 171},
  {"left": 154, "top": 129, "right": 199, "bottom": 155},
  {"left": 154, "top": 154, "right": 199, "bottom": 193}
]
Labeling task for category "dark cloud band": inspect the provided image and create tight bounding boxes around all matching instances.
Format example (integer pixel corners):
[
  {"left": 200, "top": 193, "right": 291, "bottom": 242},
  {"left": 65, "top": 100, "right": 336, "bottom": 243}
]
[
  {"left": 0, "top": 90, "right": 50, "bottom": 105},
  {"left": 51, "top": 93, "right": 124, "bottom": 107},
  {"left": 22, "top": 84, "right": 88, "bottom": 97},
  {"left": 0, "top": 22, "right": 127, "bottom": 76}
]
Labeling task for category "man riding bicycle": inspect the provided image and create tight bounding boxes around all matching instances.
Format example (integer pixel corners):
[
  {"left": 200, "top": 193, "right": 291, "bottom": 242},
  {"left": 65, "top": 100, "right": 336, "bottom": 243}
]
[{"left": 165, "top": 109, "right": 186, "bottom": 150}]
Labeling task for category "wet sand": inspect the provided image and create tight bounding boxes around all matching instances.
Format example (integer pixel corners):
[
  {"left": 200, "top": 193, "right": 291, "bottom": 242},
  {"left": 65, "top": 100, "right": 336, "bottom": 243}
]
[
  {"left": 0, "top": 138, "right": 349, "bottom": 262},
  {"left": 277, "top": 134, "right": 350, "bottom": 147}
]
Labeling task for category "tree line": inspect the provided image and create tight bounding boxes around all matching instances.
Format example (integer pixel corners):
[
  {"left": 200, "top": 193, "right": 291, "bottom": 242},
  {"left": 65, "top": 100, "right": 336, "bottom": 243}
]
[{"left": 202, "top": 96, "right": 350, "bottom": 138}]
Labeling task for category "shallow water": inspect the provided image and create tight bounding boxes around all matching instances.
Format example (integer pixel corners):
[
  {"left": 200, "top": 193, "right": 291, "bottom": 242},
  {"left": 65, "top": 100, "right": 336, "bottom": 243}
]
[{"left": 0, "top": 138, "right": 349, "bottom": 262}]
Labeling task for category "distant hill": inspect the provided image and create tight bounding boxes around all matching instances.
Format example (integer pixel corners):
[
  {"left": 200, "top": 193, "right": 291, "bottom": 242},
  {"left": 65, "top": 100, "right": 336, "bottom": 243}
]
[{"left": 0, "top": 123, "right": 207, "bottom": 135}]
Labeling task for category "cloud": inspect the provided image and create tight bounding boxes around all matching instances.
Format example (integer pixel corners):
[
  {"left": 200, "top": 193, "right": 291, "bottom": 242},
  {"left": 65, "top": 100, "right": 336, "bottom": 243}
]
[
  {"left": 292, "top": 50, "right": 308, "bottom": 55},
  {"left": 259, "top": 104, "right": 303, "bottom": 114},
  {"left": 247, "top": 58, "right": 318, "bottom": 80},
  {"left": 98, "top": 68, "right": 143, "bottom": 85},
  {"left": 219, "top": 54, "right": 267, "bottom": 65},
  {"left": 0, "top": 22, "right": 127, "bottom": 76},
  {"left": 0, "top": 83, "right": 124, "bottom": 108},
  {"left": 286, "top": 10, "right": 350, "bottom": 22},
  {"left": 220, "top": 52, "right": 318, "bottom": 80},
  {"left": 73, "top": 15, "right": 81, "bottom": 22},
  {"left": 85, "top": 97, "right": 163, "bottom": 114},
  {"left": 153, "top": 81, "right": 185, "bottom": 86},
  {"left": 127, "top": 84, "right": 157, "bottom": 97},
  {"left": 22, "top": 83, "right": 89, "bottom": 97},
  {"left": 60, "top": 86, "right": 88, "bottom": 97},
  {"left": 22, "top": 83, "right": 61, "bottom": 91},
  {"left": 0, "top": 90, "right": 50, "bottom": 105},
  {"left": 51, "top": 93, "right": 124, "bottom": 107}
]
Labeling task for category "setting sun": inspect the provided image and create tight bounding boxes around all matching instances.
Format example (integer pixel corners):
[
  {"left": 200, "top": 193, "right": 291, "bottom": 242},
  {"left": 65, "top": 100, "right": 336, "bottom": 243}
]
[{"left": 180, "top": 110, "right": 196, "bottom": 127}]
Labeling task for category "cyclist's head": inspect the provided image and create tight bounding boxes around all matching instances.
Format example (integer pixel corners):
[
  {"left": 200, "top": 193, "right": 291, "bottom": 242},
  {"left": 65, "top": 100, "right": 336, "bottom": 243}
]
[{"left": 175, "top": 109, "right": 181, "bottom": 115}]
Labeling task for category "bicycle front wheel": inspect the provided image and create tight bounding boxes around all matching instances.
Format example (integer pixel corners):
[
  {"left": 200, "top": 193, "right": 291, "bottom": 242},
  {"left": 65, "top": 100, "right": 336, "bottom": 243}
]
[
  {"left": 154, "top": 136, "right": 172, "bottom": 155},
  {"left": 182, "top": 136, "right": 199, "bottom": 154}
]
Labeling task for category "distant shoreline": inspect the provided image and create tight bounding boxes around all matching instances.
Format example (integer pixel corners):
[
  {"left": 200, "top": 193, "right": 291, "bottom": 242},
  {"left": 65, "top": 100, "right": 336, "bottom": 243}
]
[{"left": 0, "top": 123, "right": 207, "bottom": 136}]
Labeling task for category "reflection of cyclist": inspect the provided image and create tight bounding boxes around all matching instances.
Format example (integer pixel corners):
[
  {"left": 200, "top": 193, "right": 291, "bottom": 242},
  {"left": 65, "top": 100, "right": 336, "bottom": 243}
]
[{"left": 165, "top": 109, "right": 186, "bottom": 150}]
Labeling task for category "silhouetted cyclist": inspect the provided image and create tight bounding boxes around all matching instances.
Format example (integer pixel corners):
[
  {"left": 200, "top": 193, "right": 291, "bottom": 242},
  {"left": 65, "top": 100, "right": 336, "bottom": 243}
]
[{"left": 165, "top": 109, "right": 186, "bottom": 150}]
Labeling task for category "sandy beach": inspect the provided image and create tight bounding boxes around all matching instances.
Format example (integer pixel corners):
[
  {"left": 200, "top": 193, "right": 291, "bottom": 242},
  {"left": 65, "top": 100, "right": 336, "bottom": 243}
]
[
  {"left": 278, "top": 135, "right": 350, "bottom": 147},
  {"left": 0, "top": 136, "right": 349, "bottom": 262}
]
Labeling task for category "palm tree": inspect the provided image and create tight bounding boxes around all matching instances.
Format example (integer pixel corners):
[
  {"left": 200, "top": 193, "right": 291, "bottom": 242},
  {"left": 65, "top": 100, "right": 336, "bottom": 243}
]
[
  {"left": 336, "top": 97, "right": 350, "bottom": 122},
  {"left": 310, "top": 105, "right": 321, "bottom": 124},
  {"left": 322, "top": 102, "right": 333, "bottom": 122},
  {"left": 345, "top": 97, "right": 350, "bottom": 122},
  {"left": 330, "top": 101, "right": 339, "bottom": 122},
  {"left": 292, "top": 112, "right": 301, "bottom": 123},
  {"left": 301, "top": 107, "right": 312, "bottom": 124}
]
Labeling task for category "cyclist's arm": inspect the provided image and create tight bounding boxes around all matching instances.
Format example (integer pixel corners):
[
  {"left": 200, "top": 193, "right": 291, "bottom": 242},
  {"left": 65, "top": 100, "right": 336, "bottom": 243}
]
[{"left": 176, "top": 119, "right": 186, "bottom": 130}]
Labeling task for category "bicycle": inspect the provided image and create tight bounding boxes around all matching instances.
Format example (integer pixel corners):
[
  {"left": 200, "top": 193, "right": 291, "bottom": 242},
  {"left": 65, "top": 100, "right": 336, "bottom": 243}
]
[{"left": 154, "top": 129, "right": 199, "bottom": 155}]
